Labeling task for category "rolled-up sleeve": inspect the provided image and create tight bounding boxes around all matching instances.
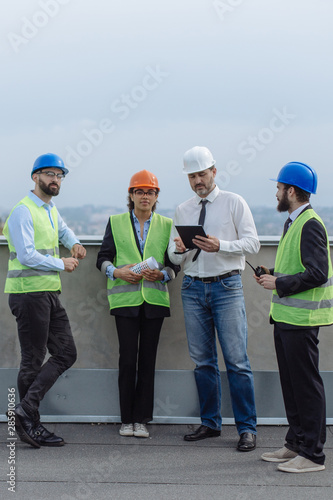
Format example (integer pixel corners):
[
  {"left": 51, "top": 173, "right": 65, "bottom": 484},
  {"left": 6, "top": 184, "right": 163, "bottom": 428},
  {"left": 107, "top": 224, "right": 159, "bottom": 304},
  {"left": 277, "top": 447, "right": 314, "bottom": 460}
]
[{"left": 57, "top": 210, "right": 80, "bottom": 250}]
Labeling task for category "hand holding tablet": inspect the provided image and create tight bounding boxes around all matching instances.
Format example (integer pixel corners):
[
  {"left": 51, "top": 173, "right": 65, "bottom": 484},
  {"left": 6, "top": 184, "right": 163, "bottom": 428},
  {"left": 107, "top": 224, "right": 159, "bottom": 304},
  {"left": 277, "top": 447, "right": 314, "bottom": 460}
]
[{"left": 175, "top": 225, "right": 208, "bottom": 249}]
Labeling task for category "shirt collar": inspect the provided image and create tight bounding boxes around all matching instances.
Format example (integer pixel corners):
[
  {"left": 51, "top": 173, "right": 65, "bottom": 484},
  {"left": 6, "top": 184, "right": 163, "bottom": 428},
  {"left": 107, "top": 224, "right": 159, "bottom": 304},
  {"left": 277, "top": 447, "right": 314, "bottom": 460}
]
[
  {"left": 195, "top": 184, "right": 219, "bottom": 205},
  {"left": 289, "top": 202, "right": 310, "bottom": 223},
  {"left": 131, "top": 209, "right": 153, "bottom": 224},
  {"left": 28, "top": 190, "right": 54, "bottom": 209}
]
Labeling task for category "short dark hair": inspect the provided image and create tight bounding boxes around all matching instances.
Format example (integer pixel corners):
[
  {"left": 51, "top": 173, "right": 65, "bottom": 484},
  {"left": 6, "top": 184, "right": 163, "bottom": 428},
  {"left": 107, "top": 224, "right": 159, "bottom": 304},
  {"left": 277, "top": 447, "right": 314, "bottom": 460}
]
[
  {"left": 283, "top": 184, "right": 310, "bottom": 203},
  {"left": 127, "top": 188, "right": 158, "bottom": 212}
]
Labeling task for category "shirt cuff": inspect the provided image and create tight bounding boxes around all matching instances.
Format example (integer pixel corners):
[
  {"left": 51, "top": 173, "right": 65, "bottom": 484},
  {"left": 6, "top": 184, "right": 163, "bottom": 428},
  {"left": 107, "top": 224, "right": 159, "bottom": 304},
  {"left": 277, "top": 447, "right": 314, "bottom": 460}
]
[
  {"left": 219, "top": 239, "right": 243, "bottom": 255},
  {"left": 66, "top": 238, "right": 81, "bottom": 251},
  {"left": 105, "top": 264, "right": 116, "bottom": 280},
  {"left": 219, "top": 240, "right": 228, "bottom": 252},
  {"left": 58, "top": 258, "right": 65, "bottom": 271},
  {"left": 161, "top": 269, "right": 170, "bottom": 284}
]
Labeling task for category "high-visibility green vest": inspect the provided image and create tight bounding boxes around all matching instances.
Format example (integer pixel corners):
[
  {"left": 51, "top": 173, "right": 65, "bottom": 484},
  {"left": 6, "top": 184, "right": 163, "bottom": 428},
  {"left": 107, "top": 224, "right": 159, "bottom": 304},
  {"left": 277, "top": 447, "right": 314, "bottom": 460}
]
[
  {"left": 3, "top": 196, "right": 61, "bottom": 293},
  {"left": 270, "top": 208, "right": 333, "bottom": 326},
  {"left": 107, "top": 212, "right": 172, "bottom": 310}
]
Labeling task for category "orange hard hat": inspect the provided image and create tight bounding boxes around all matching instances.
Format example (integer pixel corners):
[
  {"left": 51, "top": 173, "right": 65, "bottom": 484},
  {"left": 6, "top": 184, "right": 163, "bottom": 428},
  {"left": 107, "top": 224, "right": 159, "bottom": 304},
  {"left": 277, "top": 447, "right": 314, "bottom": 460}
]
[{"left": 128, "top": 170, "right": 160, "bottom": 192}]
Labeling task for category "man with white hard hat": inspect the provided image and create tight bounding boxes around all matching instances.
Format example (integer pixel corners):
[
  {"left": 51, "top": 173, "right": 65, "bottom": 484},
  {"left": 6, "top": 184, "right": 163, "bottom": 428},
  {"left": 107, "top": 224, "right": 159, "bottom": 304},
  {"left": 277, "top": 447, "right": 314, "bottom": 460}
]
[{"left": 168, "top": 146, "right": 260, "bottom": 451}]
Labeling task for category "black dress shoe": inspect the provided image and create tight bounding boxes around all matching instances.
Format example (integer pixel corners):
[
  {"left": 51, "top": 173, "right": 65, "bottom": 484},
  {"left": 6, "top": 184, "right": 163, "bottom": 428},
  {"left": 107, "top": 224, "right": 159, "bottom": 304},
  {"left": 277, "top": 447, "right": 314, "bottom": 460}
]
[
  {"left": 14, "top": 404, "right": 40, "bottom": 448},
  {"left": 34, "top": 423, "right": 65, "bottom": 447},
  {"left": 184, "top": 425, "right": 221, "bottom": 442},
  {"left": 237, "top": 432, "right": 256, "bottom": 451}
]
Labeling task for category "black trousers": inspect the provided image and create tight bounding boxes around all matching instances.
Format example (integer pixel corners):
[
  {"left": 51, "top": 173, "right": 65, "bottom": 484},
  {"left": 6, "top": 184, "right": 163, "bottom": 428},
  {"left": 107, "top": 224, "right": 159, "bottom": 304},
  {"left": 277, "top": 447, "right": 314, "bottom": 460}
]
[
  {"left": 9, "top": 292, "right": 77, "bottom": 418},
  {"left": 115, "top": 309, "right": 163, "bottom": 424},
  {"left": 274, "top": 324, "right": 326, "bottom": 464}
]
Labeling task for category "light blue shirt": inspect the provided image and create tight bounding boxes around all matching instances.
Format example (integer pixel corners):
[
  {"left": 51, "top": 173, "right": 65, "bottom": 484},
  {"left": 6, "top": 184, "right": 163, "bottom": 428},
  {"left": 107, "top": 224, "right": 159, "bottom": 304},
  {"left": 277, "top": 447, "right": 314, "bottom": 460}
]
[
  {"left": 106, "top": 210, "right": 169, "bottom": 282},
  {"left": 6, "top": 191, "right": 80, "bottom": 272},
  {"left": 288, "top": 203, "right": 310, "bottom": 227}
]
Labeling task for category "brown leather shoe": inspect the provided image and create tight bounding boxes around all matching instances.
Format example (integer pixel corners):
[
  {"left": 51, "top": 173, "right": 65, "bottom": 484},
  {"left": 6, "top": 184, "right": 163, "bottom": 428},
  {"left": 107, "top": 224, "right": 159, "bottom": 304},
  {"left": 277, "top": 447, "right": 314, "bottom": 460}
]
[{"left": 184, "top": 425, "right": 221, "bottom": 442}]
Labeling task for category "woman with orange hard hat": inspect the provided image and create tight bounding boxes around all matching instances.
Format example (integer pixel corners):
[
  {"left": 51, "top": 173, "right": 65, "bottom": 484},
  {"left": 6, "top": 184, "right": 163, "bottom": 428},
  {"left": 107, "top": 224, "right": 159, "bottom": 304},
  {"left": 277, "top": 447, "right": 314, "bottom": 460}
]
[{"left": 97, "top": 170, "right": 179, "bottom": 438}]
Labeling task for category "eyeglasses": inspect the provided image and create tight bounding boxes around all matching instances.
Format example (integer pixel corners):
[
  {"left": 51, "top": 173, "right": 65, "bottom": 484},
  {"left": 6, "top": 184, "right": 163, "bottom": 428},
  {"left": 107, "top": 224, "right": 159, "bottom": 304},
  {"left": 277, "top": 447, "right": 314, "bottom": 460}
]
[
  {"left": 133, "top": 189, "right": 157, "bottom": 197},
  {"left": 38, "top": 170, "right": 66, "bottom": 180}
]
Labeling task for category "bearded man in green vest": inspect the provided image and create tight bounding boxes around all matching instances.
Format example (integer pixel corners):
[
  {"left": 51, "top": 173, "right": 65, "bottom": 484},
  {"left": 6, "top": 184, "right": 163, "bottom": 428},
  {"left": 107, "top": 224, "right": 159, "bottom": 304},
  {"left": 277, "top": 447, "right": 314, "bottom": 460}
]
[
  {"left": 3, "top": 153, "right": 86, "bottom": 448},
  {"left": 254, "top": 162, "right": 333, "bottom": 473},
  {"left": 97, "top": 170, "right": 179, "bottom": 438}
]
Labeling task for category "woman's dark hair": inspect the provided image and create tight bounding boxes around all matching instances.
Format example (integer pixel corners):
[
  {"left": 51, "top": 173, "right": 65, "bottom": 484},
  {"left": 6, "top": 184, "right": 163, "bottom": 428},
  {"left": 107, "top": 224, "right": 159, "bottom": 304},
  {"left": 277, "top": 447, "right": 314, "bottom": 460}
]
[{"left": 127, "top": 188, "right": 158, "bottom": 212}]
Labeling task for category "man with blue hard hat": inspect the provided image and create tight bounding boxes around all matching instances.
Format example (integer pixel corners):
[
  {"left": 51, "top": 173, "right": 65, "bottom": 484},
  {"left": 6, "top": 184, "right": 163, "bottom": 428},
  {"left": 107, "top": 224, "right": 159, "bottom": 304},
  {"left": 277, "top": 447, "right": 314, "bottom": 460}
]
[
  {"left": 254, "top": 161, "right": 333, "bottom": 473},
  {"left": 3, "top": 153, "right": 86, "bottom": 448}
]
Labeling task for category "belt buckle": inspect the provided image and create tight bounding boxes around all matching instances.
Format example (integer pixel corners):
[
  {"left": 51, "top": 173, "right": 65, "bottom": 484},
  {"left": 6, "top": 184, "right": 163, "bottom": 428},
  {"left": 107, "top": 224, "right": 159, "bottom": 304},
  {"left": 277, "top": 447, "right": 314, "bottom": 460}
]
[{"left": 202, "top": 276, "right": 217, "bottom": 283}]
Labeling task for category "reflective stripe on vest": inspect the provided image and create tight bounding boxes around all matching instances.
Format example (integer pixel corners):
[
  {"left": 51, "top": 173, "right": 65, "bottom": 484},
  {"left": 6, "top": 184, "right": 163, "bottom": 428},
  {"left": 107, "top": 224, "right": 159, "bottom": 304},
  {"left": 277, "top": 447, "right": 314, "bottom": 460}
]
[
  {"left": 107, "top": 212, "right": 172, "bottom": 310},
  {"left": 9, "top": 248, "right": 59, "bottom": 260},
  {"left": 7, "top": 269, "right": 59, "bottom": 278},
  {"left": 107, "top": 280, "right": 168, "bottom": 296},
  {"left": 272, "top": 294, "right": 333, "bottom": 310},
  {"left": 270, "top": 209, "right": 333, "bottom": 326},
  {"left": 3, "top": 196, "right": 61, "bottom": 293}
]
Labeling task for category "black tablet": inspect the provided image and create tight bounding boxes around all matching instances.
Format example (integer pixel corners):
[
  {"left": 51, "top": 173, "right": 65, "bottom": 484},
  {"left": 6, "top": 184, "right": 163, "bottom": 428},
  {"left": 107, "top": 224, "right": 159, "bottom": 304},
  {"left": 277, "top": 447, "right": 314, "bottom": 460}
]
[{"left": 175, "top": 225, "right": 207, "bottom": 249}]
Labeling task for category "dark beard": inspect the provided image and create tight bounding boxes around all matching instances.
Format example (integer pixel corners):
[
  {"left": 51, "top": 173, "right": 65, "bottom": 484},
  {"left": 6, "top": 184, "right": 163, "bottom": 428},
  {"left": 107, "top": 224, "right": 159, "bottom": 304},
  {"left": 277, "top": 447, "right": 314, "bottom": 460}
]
[
  {"left": 38, "top": 178, "right": 60, "bottom": 197},
  {"left": 277, "top": 190, "right": 290, "bottom": 212}
]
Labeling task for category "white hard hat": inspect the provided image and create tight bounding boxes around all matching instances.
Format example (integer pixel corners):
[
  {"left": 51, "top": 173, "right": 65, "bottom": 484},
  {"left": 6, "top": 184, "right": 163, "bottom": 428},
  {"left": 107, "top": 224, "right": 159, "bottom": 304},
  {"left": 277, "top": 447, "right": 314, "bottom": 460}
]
[{"left": 183, "top": 146, "right": 216, "bottom": 174}]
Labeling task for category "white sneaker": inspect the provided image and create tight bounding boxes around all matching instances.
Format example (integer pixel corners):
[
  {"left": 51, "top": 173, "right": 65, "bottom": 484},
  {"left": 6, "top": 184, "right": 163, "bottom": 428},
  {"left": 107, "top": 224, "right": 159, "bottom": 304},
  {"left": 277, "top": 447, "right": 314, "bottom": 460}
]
[
  {"left": 119, "top": 423, "right": 134, "bottom": 436},
  {"left": 133, "top": 423, "right": 149, "bottom": 438},
  {"left": 261, "top": 446, "right": 298, "bottom": 462},
  {"left": 277, "top": 455, "right": 325, "bottom": 473}
]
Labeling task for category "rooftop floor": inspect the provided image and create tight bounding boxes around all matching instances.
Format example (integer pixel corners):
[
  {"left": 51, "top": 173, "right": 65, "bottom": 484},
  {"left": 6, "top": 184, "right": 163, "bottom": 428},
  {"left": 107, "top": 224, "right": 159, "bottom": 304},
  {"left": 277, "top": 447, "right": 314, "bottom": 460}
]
[{"left": 0, "top": 423, "right": 332, "bottom": 500}]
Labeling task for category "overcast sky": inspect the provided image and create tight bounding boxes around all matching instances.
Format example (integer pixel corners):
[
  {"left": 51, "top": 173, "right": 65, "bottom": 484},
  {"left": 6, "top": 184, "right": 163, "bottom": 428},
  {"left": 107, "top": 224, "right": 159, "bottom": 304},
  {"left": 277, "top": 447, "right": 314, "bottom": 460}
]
[{"left": 1, "top": 0, "right": 333, "bottom": 213}]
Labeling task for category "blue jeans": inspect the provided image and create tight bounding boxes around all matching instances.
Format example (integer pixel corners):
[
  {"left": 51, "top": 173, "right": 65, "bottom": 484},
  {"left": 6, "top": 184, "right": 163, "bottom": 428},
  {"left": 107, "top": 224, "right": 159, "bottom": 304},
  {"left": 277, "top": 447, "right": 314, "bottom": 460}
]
[{"left": 181, "top": 275, "right": 257, "bottom": 434}]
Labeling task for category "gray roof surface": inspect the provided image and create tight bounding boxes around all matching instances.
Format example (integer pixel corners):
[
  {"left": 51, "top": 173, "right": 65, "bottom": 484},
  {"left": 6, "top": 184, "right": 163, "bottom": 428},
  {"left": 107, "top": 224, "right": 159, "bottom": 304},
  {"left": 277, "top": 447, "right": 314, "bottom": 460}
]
[{"left": 0, "top": 423, "right": 332, "bottom": 500}]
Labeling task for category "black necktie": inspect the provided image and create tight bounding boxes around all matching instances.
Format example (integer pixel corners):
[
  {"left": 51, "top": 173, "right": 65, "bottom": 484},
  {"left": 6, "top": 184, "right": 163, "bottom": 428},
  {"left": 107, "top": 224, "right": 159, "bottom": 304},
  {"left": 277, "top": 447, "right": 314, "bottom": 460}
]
[
  {"left": 283, "top": 217, "right": 292, "bottom": 237},
  {"left": 192, "top": 200, "right": 208, "bottom": 262}
]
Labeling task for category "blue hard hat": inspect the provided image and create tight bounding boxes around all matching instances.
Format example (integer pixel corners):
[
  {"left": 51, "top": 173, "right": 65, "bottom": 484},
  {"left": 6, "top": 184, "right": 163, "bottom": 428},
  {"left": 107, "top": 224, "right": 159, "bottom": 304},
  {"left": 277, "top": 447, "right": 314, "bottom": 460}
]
[
  {"left": 31, "top": 153, "right": 69, "bottom": 178},
  {"left": 270, "top": 161, "right": 317, "bottom": 194}
]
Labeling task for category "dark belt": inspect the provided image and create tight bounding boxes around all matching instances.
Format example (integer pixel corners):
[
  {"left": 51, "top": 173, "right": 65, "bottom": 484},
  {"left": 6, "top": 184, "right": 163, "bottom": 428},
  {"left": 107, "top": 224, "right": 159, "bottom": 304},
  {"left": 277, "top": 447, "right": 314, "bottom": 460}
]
[{"left": 192, "top": 270, "right": 240, "bottom": 283}]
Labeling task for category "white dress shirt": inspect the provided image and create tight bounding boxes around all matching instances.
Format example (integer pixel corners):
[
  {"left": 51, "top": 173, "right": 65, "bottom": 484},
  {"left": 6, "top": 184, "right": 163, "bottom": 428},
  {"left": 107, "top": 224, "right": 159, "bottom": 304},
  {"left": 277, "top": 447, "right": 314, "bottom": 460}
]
[{"left": 168, "top": 185, "right": 260, "bottom": 277}]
